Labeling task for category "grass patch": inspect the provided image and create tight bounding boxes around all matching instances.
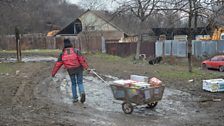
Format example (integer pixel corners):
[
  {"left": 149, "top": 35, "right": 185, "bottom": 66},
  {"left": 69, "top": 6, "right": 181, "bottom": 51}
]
[
  {"left": 157, "top": 69, "right": 218, "bottom": 80},
  {"left": 0, "top": 49, "right": 61, "bottom": 54},
  {"left": 23, "top": 49, "right": 61, "bottom": 53},
  {"left": 92, "top": 52, "right": 123, "bottom": 62},
  {"left": 0, "top": 49, "right": 61, "bottom": 57},
  {"left": 0, "top": 63, "right": 16, "bottom": 73}
]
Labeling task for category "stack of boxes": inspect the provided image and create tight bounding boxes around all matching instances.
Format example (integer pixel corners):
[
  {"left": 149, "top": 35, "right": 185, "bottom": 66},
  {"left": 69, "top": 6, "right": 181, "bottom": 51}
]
[
  {"left": 113, "top": 75, "right": 162, "bottom": 89},
  {"left": 203, "top": 79, "right": 224, "bottom": 92}
]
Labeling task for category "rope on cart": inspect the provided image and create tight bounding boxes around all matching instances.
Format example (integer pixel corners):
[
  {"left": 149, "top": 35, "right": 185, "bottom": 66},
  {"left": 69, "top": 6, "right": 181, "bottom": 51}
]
[{"left": 87, "top": 69, "right": 110, "bottom": 86}]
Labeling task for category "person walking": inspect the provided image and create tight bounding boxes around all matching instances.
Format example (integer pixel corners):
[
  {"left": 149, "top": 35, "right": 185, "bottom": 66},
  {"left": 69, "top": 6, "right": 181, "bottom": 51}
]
[{"left": 51, "top": 39, "right": 88, "bottom": 103}]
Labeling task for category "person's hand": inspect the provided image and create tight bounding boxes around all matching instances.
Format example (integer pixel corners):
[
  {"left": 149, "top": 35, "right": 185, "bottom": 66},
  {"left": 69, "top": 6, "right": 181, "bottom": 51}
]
[
  {"left": 86, "top": 68, "right": 92, "bottom": 74},
  {"left": 83, "top": 66, "right": 88, "bottom": 70}
]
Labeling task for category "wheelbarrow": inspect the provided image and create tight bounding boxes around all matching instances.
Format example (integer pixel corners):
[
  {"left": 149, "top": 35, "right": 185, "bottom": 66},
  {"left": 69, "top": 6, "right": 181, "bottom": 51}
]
[{"left": 110, "top": 84, "right": 165, "bottom": 114}]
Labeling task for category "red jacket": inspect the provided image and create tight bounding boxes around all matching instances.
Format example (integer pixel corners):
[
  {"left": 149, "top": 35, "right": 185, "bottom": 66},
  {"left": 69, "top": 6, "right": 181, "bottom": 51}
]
[{"left": 51, "top": 48, "right": 88, "bottom": 77}]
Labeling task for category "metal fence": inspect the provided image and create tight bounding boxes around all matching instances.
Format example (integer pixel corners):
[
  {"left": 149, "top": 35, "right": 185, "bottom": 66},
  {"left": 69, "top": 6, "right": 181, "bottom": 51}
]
[
  {"left": 192, "top": 40, "right": 224, "bottom": 58},
  {"left": 156, "top": 40, "right": 224, "bottom": 58}
]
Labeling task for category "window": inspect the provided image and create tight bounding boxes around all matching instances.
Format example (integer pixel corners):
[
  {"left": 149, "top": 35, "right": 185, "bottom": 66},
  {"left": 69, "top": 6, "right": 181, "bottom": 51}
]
[
  {"left": 211, "top": 57, "right": 224, "bottom": 61},
  {"left": 85, "top": 26, "right": 95, "bottom": 31},
  {"left": 221, "top": 35, "right": 224, "bottom": 40},
  {"left": 211, "top": 57, "right": 219, "bottom": 61}
]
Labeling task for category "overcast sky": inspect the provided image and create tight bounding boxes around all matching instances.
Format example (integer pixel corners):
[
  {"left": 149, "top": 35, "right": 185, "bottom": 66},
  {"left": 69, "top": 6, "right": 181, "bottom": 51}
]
[
  {"left": 67, "top": 0, "right": 119, "bottom": 11},
  {"left": 67, "top": 0, "right": 79, "bottom": 4}
]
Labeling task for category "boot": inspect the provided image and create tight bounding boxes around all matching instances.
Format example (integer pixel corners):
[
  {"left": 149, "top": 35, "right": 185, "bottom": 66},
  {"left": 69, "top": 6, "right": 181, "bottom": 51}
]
[
  {"left": 80, "top": 93, "right": 85, "bottom": 103},
  {"left": 73, "top": 97, "right": 78, "bottom": 103}
]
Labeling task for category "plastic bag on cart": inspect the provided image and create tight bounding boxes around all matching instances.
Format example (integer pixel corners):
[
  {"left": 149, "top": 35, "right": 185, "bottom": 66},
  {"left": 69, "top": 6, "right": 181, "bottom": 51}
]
[{"left": 149, "top": 77, "right": 162, "bottom": 87}]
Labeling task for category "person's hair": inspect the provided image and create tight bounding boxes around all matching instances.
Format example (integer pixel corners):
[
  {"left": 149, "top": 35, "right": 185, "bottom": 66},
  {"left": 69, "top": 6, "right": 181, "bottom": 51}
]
[{"left": 64, "top": 39, "right": 72, "bottom": 48}]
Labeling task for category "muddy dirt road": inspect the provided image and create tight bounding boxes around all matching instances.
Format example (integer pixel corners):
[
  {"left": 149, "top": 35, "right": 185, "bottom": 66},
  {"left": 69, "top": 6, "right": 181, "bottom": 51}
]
[{"left": 0, "top": 54, "right": 224, "bottom": 126}]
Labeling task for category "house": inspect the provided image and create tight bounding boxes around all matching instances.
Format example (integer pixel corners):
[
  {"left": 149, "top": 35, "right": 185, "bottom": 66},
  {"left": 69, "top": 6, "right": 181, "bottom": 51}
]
[
  {"left": 55, "top": 10, "right": 157, "bottom": 58},
  {"left": 56, "top": 10, "right": 138, "bottom": 52}
]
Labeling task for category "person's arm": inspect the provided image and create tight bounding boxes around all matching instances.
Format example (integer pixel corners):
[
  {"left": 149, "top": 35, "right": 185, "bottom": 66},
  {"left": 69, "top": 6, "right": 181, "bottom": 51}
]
[
  {"left": 75, "top": 49, "right": 88, "bottom": 70},
  {"left": 51, "top": 53, "right": 63, "bottom": 77}
]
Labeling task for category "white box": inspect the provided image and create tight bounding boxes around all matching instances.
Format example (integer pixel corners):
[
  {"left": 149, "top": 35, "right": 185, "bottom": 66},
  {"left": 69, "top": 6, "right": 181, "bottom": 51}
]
[
  {"left": 203, "top": 79, "right": 224, "bottom": 92},
  {"left": 130, "top": 75, "right": 148, "bottom": 82},
  {"left": 113, "top": 79, "right": 136, "bottom": 85}
]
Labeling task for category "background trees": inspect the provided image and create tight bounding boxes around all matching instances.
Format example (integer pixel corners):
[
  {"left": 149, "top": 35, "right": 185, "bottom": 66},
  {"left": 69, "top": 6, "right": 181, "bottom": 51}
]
[
  {"left": 111, "top": 0, "right": 224, "bottom": 72},
  {"left": 112, "top": 0, "right": 161, "bottom": 59},
  {"left": 1, "top": 0, "right": 223, "bottom": 35},
  {"left": 0, "top": 0, "right": 84, "bottom": 34}
]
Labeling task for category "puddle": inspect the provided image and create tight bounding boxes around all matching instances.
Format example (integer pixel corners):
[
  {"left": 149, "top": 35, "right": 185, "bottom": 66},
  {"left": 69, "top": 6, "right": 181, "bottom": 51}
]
[
  {"left": 0, "top": 56, "right": 57, "bottom": 63},
  {"left": 53, "top": 74, "right": 121, "bottom": 111},
  {"left": 52, "top": 72, "right": 200, "bottom": 118}
]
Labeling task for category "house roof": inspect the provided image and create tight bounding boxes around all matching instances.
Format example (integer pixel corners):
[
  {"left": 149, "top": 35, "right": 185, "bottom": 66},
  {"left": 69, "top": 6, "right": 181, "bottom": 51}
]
[
  {"left": 56, "top": 19, "right": 82, "bottom": 36},
  {"left": 79, "top": 10, "right": 125, "bottom": 32},
  {"left": 56, "top": 21, "right": 75, "bottom": 35},
  {"left": 152, "top": 27, "right": 211, "bottom": 36}
]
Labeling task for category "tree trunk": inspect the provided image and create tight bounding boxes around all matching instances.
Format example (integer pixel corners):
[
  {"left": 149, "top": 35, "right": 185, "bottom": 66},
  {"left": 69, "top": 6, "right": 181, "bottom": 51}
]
[
  {"left": 135, "top": 22, "right": 144, "bottom": 60},
  {"left": 135, "top": 34, "right": 141, "bottom": 60},
  {"left": 193, "top": 0, "right": 198, "bottom": 39},
  {"left": 18, "top": 39, "right": 21, "bottom": 61},
  {"left": 188, "top": 0, "right": 193, "bottom": 72},
  {"left": 15, "top": 27, "right": 20, "bottom": 62}
]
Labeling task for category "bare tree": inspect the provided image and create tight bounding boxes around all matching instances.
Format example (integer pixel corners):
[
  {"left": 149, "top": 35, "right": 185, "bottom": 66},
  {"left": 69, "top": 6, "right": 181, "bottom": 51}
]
[
  {"left": 78, "top": 0, "right": 107, "bottom": 10},
  {"left": 113, "top": 0, "right": 161, "bottom": 59},
  {"left": 166, "top": 0, "right": 223, "bottom": 72},
  {"left": 0, "top": 0, "right": 11, "bottom": 4},
  {"left": 113, "top": 0, "right": 223, "bottom": 72}
]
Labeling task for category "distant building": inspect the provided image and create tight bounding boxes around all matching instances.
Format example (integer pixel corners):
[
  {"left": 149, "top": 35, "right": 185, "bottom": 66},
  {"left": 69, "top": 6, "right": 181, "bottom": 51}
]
[
  {"left": 216, "top": 0, "right": 224, "bottom": 5},
  {"left": 152, "top": 27, "right": 211, "bottom": 40},
  {"left": 56, "top": 10, "right": 138, "bottom": 42},
  {"left": 55, "top": 10, "right": 139, "bottom": 51}
]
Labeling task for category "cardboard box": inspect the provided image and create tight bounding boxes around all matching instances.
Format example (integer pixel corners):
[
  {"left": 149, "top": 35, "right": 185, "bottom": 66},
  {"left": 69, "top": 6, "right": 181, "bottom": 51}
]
[
  {"left": 130, "top": 75, "right": 148, "bottom": 82},
  {"left": 203, "top": 79, "right": 224, "bottom": 92}
]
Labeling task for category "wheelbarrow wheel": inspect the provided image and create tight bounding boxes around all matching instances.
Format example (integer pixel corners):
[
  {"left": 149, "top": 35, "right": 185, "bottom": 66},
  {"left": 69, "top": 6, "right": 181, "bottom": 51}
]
[
  {"left": 147, "top": 102, "right": 158, "bottom": 109},
  {"left": 122, "top": 102, "right": 133, "bottom": 114}
]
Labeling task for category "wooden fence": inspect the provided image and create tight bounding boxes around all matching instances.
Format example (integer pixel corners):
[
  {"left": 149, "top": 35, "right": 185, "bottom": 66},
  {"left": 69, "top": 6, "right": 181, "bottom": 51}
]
[
  {"left": 0, "top": 33, "right": 156, "bottom": 58},
  {"left": 0, "top": 33, "right": 103, "bottom": 51},
  {"left": 0, "top": 34, "right": 62, "bottom": 50},
  {"left": 106, "top": 41, "right": 155, "bottom": 58}
]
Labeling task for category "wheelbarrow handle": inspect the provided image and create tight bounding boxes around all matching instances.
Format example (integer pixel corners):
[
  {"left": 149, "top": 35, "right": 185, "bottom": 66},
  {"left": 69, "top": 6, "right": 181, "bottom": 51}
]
[{"left": 88, "top": 69, "right": 107, "bottom": 83}]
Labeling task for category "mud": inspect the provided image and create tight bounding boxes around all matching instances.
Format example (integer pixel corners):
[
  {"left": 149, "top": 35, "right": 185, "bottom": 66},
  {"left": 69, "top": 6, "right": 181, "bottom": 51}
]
[
  {"left": 0, "top": 56, "right": 57, "bottom": 63},
  {"left": 0, "top": 55, "right": 224, "bottom": 126},
  {"left": 49, "top": 71, "right": 204, "bottom": 118}
]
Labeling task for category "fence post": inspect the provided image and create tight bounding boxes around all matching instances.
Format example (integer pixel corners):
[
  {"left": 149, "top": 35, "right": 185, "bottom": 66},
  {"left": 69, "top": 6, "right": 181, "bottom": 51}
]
[
  {"left": 170, "top": 40, "right": 174, "bottom": 64},
  {"left": 101, "top": 36, "right": 106, "bottom": 53},
  {"left": 162, "top": 40, "right": 165, "bottom": 63},
  {"left": 216, "top": 41, "right": 218, "bottom": 54},
  {"left": 15, "top": 27, "right": 21, "bottom": 62}
]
